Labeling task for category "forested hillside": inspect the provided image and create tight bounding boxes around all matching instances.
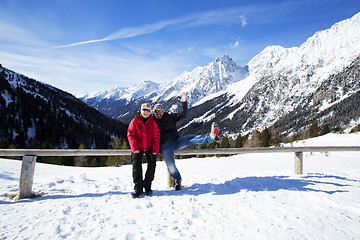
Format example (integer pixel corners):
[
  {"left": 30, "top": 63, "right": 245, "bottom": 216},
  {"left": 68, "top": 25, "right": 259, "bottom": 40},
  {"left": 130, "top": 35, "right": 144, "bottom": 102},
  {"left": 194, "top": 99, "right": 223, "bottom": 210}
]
[{"left": 0, "top": 65, "right": 128, "bottom": 149}]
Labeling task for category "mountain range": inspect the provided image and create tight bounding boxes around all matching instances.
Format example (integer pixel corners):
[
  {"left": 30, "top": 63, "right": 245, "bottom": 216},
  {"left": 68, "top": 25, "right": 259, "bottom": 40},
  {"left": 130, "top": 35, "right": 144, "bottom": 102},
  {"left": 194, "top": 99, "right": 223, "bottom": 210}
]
[
  {"left": 1, "top": 12, "right": 360, "bottom": 150},
  {"left": 79, "top": 12, "right": 360, "bottom": 137},
  {"left": 77, "top": 54, "right": 249, "bottom": 122},
  {"left": 0, "top": 65, "right": 128, "bottom": 149}
]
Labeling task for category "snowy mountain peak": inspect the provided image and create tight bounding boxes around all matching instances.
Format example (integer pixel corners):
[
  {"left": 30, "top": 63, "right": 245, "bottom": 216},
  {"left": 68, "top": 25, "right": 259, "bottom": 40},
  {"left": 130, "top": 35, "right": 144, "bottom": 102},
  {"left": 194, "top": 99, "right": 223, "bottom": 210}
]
[
  {"left": 211, "top": 54, "right": 241, "bottom": 73},
  {"left": 81, "top": 54, "right": 249, "bottom": 110},
  {"left": 221, "top": 11, "right": 360, "bottom": 134},
  {"left": 247, "top": 45, "right": 294, "bottom": 77},
  {"left": 79, "top": 12, "right": 360, "bottom": 130},
  {"left": 127, "top": 80, "right": 160, "bottom": 94},
  {"left": 80, "top": 86, "right": 126, "bottom": 101},
  {"left": 79, "top": 80, "right": 160, "bottom": 102},
  {"left": 152, "top": 54, "right": 249, "bottom": 105},
  {"left": 248, "top": 11, "right": 360, "bottom": 85},
  {"left": 124, "top": 80, "right": 160, "bottom": 101},
  {"left": 214, "top": 54, "right": 235, "bottom": 65}
]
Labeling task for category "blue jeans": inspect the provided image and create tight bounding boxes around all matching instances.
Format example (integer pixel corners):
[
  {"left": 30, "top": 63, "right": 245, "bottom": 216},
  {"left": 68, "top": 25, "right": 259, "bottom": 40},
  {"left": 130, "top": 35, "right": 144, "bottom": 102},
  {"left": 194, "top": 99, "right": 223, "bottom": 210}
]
[{"left": 160, "top": 134, "right": 212, "bottom": 181}]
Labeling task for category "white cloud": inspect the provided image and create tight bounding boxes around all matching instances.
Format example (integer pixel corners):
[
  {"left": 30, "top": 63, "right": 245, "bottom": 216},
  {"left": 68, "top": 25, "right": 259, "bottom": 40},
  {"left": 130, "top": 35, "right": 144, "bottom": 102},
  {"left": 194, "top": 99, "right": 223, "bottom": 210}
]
[
  {"left": 52, "top": 6, "right": 250, "bottom": 49},
  {"left": 1, "top": 0, "right": 337, "bottom": 95},
  {"left": 241, "top": 16, "right": 247, "bottom": 27},
  {"left": 0, "top": 46, "right": 191, "bottom": 95},
  {"left": 229, "top": 37, "right": 245, "bottom": 49}
]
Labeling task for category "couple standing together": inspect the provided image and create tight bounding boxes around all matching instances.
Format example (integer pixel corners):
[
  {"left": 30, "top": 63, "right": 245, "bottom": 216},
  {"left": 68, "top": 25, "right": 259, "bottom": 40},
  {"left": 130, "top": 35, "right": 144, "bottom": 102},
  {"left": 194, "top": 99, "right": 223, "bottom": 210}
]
[{"left": 127, "top": 92, "right": 220, "bottom": 198}]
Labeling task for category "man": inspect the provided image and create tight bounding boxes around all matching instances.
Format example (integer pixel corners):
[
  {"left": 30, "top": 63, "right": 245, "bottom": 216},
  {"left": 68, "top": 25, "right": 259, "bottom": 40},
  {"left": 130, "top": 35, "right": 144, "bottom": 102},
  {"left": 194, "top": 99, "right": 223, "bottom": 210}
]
[{"left": 153, "top": 92, "right": 220, "bottom": 190}]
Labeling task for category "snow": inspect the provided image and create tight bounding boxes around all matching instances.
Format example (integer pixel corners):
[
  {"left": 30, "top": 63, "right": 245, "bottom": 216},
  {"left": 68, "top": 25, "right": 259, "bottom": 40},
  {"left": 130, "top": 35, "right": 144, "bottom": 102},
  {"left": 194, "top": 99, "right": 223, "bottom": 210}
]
[
  {"left": 1, "top": 133, "right": 360, "bottom": 239},
  {"left": 287, "top": 133, "right": 360, "bottom": 147},
  {"left": 319, "top": 89, "right": 360, "bottom": 112},
  {"left": 2, "top": 91, "right": 13, "bottom": 107},
  {"left": 80, "top": 55, "right": 248, "bottom": 108},
  {"left": 27, "top": 125, "right": 36, "bottom": 139},
  {"left": 78, "top": 81, "right": 160, "bottom": 102},
  {"left": 222, "top": 12, "right": 360, "bottom": 132}
]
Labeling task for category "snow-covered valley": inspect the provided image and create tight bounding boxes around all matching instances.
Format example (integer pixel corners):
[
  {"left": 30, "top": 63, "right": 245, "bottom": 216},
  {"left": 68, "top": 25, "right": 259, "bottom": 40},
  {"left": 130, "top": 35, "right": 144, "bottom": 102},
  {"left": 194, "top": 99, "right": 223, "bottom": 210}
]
[{"left": 1, "top": 133, "right": 360, "bottom": 239}]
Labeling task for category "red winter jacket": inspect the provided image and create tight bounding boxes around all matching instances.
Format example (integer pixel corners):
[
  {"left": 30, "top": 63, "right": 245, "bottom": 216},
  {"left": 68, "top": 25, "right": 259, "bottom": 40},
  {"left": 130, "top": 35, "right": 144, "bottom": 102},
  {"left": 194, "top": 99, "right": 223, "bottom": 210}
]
[{"left": 127, "top": 114, "right": 160, "bottom": 153}]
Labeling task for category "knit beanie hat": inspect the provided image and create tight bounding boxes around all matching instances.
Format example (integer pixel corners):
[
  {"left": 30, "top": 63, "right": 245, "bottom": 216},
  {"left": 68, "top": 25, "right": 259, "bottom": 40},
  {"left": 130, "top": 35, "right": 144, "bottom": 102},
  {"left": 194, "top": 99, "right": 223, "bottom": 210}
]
[
  {"left": 141, "top": 103, "right": 151, "bottom": 111},
  {"left": 153, "top": 103, "right": 164, "bottom": 112}
]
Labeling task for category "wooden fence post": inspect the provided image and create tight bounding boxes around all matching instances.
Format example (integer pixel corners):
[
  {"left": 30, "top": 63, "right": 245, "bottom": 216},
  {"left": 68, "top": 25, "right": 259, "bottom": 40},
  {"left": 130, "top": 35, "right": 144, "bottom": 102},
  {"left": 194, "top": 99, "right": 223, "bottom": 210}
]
[
  {"left": 167, "top": 168, "right": 175, "bottom": 188},
  {"left": 17, "top": 155, "right": 37, "bottom": 200},
  {"left": 295, "top": 151, "right": 303, "bottom": 175}
]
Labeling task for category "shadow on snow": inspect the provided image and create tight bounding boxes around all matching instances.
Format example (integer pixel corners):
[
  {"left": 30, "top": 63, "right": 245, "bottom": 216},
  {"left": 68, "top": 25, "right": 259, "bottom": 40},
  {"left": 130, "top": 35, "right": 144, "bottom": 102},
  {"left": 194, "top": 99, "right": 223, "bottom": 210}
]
[
  {"left": 155, "top": 173, "right": 353, "bottom": 196},
  {"left": 1, "top": 173, "right": 355, "bottom": 204}
]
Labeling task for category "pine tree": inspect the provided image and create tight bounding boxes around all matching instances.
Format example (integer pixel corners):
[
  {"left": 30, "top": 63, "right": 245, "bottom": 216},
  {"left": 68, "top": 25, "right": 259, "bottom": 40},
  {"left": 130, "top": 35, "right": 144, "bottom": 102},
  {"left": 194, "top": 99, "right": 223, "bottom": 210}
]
[
  {"left": 0, "top": 139, "right": 9, "bottom": 149},
  {"left": 74, "top": 143, "right": 89, "bottom": 167},
  {"left": 320, "top": 124, "right": 330, "bottom": 136},
  {"left": 220, "top": 136, "right": 230, "bottom": 148},
  {"left": 260, "top": 127, "right": 271, "bottom": 147},
  {"left": 89, "top": 158, "right": 99, "bottom": 167},
  {"left": 273, "top": 133, "right": 282, "bottom": 147},
  {"left": 207, "top": 141, "right": 219, "bottom": 149},
  {"left": 247, "top": 129, "right": 261, "bottom": 148},
  {"left": 270, "top": 126, "right": 282, "bottom": 147},
  {"left": 107, "top": 136, "right": 128, "bottom": 166},
  {"left": 351, "top": 124, "right": 360, "bottom": 133},
  {"left": 309, "top": 120, "right": 319, "bottom": 138},
  {"left": 27, "top": 137, "right": 41, "bottom": 149},
  {"left": 234, "top": 134, "right": 244, "bottom": 148}
]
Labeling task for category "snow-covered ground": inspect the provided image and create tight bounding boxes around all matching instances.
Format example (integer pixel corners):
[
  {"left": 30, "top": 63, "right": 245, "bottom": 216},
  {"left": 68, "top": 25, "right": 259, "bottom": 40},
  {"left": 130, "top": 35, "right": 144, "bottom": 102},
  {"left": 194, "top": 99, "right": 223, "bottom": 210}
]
[{"left": 1, "top": 133, "right": 360, "bottom": 239}]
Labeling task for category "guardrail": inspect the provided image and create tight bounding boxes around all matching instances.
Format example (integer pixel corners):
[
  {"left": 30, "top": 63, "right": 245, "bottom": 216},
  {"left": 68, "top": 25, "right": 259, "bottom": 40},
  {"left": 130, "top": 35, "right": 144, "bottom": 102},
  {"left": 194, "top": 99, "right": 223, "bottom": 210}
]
[{"left": 1, "top": 146, "right": 359, "bottom": 200}]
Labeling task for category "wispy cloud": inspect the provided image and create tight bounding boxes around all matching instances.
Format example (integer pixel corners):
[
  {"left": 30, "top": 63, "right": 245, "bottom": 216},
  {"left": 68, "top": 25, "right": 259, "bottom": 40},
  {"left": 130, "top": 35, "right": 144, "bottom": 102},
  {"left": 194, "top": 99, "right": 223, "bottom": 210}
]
[
  {"left": 52, "top": 7, "right": 249, "bottom": 48},
  {"left": 52, "top": 20, "right": 173, "bottom": 48},
  {"left": 3, "top": 0, "right": 341, "bottom": 95},
  {"left": 53, "top": 1, "right": 315, "bottom": 49}
]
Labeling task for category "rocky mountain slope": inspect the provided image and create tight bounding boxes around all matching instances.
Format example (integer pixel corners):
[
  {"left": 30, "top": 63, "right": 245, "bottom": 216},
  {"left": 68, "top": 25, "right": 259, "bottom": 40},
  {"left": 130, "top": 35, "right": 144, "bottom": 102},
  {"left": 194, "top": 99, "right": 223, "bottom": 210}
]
[
  {"left": 68, "top": 12, "right": 360, "bottom": 138},
  {"left": 79, "top": 55, "right": 249, "bottom": 123},
  {"left": 0, "top": 65, "right": 128, "bottom": 149},
  {"left": 79, "top": 12, "right": 360, "bottom": 137}
]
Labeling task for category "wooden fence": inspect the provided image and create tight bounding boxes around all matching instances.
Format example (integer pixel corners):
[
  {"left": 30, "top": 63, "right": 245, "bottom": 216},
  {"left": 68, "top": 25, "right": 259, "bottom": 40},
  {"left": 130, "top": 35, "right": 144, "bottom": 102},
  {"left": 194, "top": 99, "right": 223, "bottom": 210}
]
[{"left": 1, "top": 146, "right": 359, "bottom": 200}]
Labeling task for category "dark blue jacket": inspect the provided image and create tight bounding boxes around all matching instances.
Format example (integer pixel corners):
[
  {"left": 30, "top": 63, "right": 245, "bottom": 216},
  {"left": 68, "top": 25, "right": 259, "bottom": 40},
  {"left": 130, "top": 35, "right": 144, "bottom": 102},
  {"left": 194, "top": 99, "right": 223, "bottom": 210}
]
[{"left": 153, "top": 101, "right": 187, "bottom": 145}]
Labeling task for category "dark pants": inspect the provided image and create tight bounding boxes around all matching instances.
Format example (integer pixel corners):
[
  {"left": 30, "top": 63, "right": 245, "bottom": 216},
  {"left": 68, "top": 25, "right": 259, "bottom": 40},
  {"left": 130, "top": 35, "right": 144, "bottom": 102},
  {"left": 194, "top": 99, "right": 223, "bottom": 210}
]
[{"left": 131, "top": 148, "right": 156, "bottom": 191}]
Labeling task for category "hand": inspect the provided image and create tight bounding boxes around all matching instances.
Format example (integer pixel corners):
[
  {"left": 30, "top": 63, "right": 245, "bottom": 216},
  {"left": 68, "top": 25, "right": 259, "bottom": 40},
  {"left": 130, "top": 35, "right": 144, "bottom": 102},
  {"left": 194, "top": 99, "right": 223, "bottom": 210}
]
[
  {"left": 133, "top": 150, "right": 140, "bottom": 153},
  {"left": 178, "top": 92, "right": 186, "bottom": 102},
  {"left": 156, "top": 153, "right": 162, "bottom": 161}
]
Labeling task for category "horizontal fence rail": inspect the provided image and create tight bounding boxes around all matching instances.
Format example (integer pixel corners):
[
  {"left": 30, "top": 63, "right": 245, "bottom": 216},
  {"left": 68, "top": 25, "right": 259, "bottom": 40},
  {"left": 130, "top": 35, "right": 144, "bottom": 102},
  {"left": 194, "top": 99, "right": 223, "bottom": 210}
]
[
  {"left": 0, "top": 149, "right": 133, "bottom": 157},
  {"left": 1, "top": 146, "right": 359, "bottom": 200},
  {"left": 175, "top": 146, "right": 360, "bottom": 155},
  {"left": 1, "top": 146, "right": 360, "bottom": 157}
]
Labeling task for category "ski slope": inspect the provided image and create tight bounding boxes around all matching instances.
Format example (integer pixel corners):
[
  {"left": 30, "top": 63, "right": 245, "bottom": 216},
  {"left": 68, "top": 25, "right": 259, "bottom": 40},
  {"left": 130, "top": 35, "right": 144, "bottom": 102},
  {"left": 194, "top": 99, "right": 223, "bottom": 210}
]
[{"left": 1, "top": 133, "right": 360, "bottom": 239}]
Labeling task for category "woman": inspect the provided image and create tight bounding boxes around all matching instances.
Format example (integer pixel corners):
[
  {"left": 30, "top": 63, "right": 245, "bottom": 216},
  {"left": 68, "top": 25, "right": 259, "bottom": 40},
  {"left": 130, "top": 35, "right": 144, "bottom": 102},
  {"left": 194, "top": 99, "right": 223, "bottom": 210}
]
[{"left": 127, "top": 103, "right": 160, "bottom": 198}]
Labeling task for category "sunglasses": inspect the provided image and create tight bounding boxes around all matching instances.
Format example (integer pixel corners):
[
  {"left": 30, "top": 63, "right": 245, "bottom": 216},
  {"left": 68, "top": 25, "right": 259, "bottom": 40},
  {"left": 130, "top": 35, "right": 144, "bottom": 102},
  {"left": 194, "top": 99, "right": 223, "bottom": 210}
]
[
  {"left": 154, "top": 110, "right": 164, "bottom": 113},
  {"left": 141, "top": 109, "right": 151, "bottom": 113}
]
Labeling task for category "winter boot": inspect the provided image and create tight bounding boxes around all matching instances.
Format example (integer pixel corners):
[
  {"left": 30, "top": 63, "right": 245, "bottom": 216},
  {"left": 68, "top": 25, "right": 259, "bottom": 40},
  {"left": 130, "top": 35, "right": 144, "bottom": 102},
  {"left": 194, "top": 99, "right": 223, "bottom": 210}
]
[
  {"left": 131, "top": 189, "right": 143, "bottom": 198},
  {"left": 144, "top": 181, "right": 152, "bottom": 195},
  {"left": 145, "top": 186, "right": 153, "bottom": 195},
  {"left": 175, "top": 179, "right": 182, "bottom": 190}
]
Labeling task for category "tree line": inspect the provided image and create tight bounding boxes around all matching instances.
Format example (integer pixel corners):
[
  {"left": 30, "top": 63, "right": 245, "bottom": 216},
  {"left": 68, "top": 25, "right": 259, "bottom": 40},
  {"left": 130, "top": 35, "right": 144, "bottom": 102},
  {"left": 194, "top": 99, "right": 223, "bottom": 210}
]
[
  {"left": 2, "top": 64, "right": 359, "bottom": 167},
  {"left": 0, "top": 66, "right": 128, "bottom": 154}
]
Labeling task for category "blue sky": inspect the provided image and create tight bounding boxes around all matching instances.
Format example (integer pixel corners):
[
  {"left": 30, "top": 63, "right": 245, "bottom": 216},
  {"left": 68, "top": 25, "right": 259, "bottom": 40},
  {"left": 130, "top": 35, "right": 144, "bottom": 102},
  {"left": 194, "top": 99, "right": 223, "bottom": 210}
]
[{"left": 1, "top": 0, "right": 359, "bottom": 95}]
